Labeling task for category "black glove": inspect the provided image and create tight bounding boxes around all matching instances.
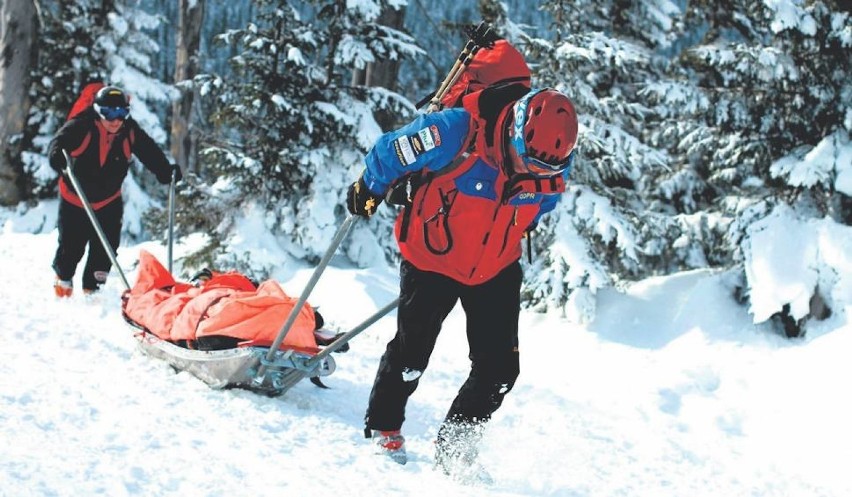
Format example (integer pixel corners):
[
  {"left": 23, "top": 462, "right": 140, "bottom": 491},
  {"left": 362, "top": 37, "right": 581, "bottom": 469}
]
[
  {"left": 49, "top": 150, "right": 67, "bottom": 173},
  {"left": 156, "top": 164, "right": 183, "bottom": 185},
  {"left": 346, "top": 176, "right": 383, "bottom": 217},
  {"left": 523, "top": 221, "right": 538, "bottom": 238}
]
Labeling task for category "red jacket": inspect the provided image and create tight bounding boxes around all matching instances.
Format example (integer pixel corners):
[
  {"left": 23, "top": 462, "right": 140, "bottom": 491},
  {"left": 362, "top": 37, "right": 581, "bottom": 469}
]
[{"left": 362, "top": 85, "right": 567, "bottom": 285}]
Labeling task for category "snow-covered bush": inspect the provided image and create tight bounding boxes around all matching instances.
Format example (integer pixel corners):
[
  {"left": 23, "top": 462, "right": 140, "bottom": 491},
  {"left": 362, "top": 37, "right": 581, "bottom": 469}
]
[{"left": 741, "top": 204, "right": 849, "bottom": 336}]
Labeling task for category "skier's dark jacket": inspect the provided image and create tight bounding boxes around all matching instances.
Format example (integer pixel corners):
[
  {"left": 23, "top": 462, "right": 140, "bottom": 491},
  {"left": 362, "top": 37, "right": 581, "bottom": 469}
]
[
  {"left": 48, "top": 108, "right": 171, "bottom": 209},
  {"left": 361, "top": 85, "right": 570, "bottom": 285}
]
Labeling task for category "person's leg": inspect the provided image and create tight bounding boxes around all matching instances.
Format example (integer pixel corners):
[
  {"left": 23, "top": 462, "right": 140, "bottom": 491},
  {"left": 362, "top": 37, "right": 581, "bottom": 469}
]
[
  {"left": 436, "top": 261, "right": 522, "bottom": 462},
  {"left": 52, "top": 200, "right": 90, "bottom": 285},
  {"left": 81, "top": 200, "right": 123, "bottom": 291},
  {"left": 365, "top": 260, "right": 460, "bottom": 432}
]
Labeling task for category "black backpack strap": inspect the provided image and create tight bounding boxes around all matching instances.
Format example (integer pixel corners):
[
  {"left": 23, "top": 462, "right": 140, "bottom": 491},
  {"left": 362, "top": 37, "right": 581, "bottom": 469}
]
[
  {"left": 415, "top": 91, "right": 436, "bottom": 110},
  {"left": 474, "top": 84, "right": 530, "bottom": 149}
]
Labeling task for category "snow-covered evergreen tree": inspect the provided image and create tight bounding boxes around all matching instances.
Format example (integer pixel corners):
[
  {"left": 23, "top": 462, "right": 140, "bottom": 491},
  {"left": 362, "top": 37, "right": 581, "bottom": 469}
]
[
  {"left": 659, "top": 0, "right": 850, "bottom": 220},
  {"left": 642, "top": 0, "right": 850, "bottom": 333},
  {"left": 510, "top": 1, "right": 692, "bottom": 317},
  {"left": 189, "top": 0, "right": 419, "bottom": 274}
]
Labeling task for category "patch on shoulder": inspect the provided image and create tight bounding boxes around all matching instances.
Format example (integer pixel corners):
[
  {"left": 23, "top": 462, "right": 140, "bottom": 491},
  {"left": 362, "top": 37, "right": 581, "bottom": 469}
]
[
  {"left": 430, "top": 124, "right": 442, "bottom": 146},
  {"left": 393, "top": 135, "right": 417, "bottom": 166},
  {"left": 417, "top": 127, "right": 436, "bottom": 152}
]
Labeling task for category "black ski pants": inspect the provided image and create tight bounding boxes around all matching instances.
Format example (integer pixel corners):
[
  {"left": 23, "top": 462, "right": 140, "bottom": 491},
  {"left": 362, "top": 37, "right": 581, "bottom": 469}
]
[
  {"left": 52, "top": 198, "right": 122, "bottom": 291},
  {"left": 365, "top": 259, "right": 522, "bottom": 433}
]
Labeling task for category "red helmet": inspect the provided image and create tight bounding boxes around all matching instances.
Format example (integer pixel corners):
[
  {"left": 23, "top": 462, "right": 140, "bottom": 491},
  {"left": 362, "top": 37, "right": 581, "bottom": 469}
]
[{"left": 511, "top": 89, "right": 578, "bottom": 174}]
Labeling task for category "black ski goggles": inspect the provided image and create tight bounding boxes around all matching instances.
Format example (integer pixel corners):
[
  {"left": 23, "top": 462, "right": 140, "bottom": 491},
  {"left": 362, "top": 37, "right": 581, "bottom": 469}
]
[{"left": 94, "top": 104, "right": 130, "bottom": 121}]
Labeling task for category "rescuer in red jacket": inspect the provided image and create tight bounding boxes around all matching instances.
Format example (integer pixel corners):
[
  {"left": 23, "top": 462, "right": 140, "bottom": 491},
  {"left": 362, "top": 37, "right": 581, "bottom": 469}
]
[
  {"left": 48, "top": 85, "right": 181, "bottom": 297},
  {"left": 345, "top": 84, "right": 579, "bottom": 479}
]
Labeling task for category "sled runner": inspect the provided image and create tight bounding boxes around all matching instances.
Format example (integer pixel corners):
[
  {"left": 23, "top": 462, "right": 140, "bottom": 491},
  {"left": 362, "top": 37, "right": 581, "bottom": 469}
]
[{"left": 130, "top": 326, "right": 335, "bottom": 395}]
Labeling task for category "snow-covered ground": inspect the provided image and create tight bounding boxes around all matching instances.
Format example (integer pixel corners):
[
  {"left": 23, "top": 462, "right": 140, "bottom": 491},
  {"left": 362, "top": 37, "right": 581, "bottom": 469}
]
[{"left": 1, "top": 202, "right": 851, "bottom": 497}]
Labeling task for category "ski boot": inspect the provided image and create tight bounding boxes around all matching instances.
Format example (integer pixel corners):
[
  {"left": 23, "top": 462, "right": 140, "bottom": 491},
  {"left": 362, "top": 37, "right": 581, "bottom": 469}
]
[
  {"left": 434, "top": 422, "right": 493, "bottom": 485},
  {"left": 54, "top": 278, "right": 73, "bottom": 298},
  {"left": 370, "top": 429, "right": 407, "bottom": 465}
]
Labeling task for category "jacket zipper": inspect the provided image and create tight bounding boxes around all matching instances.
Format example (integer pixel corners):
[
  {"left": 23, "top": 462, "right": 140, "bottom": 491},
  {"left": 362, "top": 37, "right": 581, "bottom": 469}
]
[
  {"left": 469, "top": 181, "right": 512, "bottom": 279},
  {"left": 401, "top": 176, "right": 434, "bottom": 243},
  {"left": 498, "top": 207, "right": 518, "bottom": 256}
]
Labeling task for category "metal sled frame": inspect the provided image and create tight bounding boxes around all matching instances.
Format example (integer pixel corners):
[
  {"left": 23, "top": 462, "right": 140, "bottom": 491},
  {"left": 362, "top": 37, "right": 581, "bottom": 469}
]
[{"left": 130, "top": 325, "right": 335, "bottom": 397}]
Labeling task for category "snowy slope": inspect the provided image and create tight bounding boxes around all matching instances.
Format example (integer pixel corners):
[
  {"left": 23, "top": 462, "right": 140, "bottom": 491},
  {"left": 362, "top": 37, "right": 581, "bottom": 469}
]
[{"left": 1, "top": 205, "right": 852, "bottom": 497}]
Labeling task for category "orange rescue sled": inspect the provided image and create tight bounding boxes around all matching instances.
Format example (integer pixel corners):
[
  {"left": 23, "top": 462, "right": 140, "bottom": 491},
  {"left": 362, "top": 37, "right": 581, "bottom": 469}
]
[{"left": 122, "top": 250, "right": 338, "bottom": 395}]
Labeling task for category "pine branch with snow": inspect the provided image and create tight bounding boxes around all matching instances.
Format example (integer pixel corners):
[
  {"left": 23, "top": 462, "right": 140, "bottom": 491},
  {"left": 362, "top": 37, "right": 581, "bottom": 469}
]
[{"left": 191, "top": 1, "right": 420, "bottom": 264}]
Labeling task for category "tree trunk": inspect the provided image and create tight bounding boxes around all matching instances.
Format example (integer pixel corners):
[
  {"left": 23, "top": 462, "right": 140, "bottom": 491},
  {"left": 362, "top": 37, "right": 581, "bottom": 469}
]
[
  {"left": 0, "top": 0, "right": 38, "bottom": 206},
  {"left": 365, "top": 6, "right": 406, "bottom": 131},
  {"left": 171, "top": 0, "right": 205, "bottom": 173}
]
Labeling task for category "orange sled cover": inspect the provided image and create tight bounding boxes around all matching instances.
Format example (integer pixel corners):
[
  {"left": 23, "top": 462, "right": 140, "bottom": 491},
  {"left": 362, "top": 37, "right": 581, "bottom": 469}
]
[{"left": 123, "top": 250, "right": 318, "bottom": 351}]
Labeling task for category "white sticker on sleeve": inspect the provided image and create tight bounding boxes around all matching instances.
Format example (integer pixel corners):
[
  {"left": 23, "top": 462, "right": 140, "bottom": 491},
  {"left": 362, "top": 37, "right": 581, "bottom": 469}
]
[
  {"left": 396, "top": 136, "right": 417, "bottom": 166},
  {"left": 418, "top": 128, "right": 436, "bottom": 151}
]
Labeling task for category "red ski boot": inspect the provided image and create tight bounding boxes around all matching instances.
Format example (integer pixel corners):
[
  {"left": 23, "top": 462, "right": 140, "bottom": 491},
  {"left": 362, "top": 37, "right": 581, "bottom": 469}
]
[
  {"left": 54, "top": 278, "right": 73, "bottom": 298},
  {"left": 371, "top": 430, "right": 407, "bottom": 465}
]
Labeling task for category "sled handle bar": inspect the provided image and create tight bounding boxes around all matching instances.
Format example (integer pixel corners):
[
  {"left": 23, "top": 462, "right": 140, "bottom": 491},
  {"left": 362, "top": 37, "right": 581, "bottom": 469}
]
[
  {"left": 306, "top": 297, "right": 400, "bottom": 368},
  {"left": 62, "top": 150, "right": 131, "bottom": 291},
  {"left": 255, "top": 215, "right": 360, "bottom": 381},
  {"left": 167, "top": 168, "right": 177, "bottom": 273}
]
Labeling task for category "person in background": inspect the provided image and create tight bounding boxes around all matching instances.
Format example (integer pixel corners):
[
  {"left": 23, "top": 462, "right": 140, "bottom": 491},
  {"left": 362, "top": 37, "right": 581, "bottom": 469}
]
[
  {"left": 345, "top": 84, "right": 578, "bottom": 481},
  {"left": 48, "top": 85, "right": 181, "bottom": 297}
]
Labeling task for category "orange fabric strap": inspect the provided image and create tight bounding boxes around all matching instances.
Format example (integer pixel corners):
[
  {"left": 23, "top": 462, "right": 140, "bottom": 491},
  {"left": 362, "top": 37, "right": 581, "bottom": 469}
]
[{"left": 59, "top": 177, "right": 121, "bottom": 210}]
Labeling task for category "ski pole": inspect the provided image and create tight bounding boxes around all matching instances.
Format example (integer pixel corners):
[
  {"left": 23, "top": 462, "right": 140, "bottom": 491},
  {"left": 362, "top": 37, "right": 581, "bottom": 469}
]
[
  {"left": 427, "top": 21, "right": 495, "bottom": 112},
  {"left": 305, "top": 297, "right": 400, "bottom": 369},
  {"left": 61, "top": 150, "right": 131, "bottom": 291},
  {"left": 428, "top": 39, "right": 479, "bottom": 112},
  {"left": 167, "top": 167, "right": 177, "bottom": 273},
  {"left": 255, "top": 215, "right": 360, "bottom": 381},
  {"left": 428, "top": 22, "right": 492, "bottom": 110}
]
